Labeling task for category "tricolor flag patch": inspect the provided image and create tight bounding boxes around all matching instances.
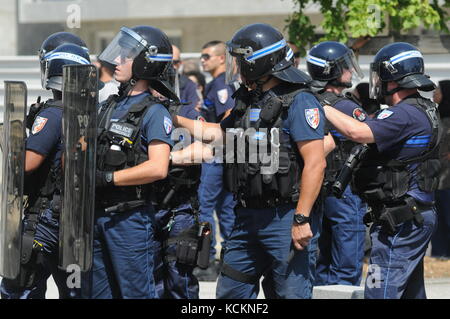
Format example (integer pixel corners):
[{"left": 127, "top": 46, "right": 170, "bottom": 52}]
[
  {"left": 31, "top": 116, "right": 48, "bottom": 135},
  {"left": 305, "top": 108, "right": 320, "bottom": 129}
]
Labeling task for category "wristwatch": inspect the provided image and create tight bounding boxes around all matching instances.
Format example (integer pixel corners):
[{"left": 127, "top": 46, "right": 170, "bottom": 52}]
[{"left": 293, "top": 214, "right": 311, "bottom": 225}]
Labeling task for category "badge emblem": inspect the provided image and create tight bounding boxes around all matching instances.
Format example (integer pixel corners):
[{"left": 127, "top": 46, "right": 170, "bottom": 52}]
[
  {"left": 305, "top": 108, "right": 320, "bottom": 129},
  {"left": 31, "top": 116, "right": 48, "bottom": 135},
  {"left": 164, "top": 116, "right": 173, "bottom": 135},
  {"left": 377, "top": 110, "right": 393, "bottom": 120},
  {"left": 352, "top": 108, "right": 367, "bottom": 121},
  {"left": 217, "top": 88, "right": 228, "bottom": 104}
]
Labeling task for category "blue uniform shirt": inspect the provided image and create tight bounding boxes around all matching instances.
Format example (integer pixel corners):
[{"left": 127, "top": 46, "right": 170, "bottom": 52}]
[
  {"left": 203, "top": 72, "right": 235, "bottom": 122},
  {"left": 330, "top": 99, "right": 367, "bottom": 141},
  {"left": 365, "top": 97, "right": 434, "bottom": 203},
  {"left": 26, "top": 102, "right": 63, "bottom": 168},
  {"left": 110, "top": 92, "right": 174, "bottom": 150},
  {"left": 179, "top": 74, "right": 200, "bottom": 118}
]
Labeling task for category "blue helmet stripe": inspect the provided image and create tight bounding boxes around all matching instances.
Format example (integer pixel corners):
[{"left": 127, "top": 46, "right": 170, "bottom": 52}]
[
  {"left": 46, "top": 52, "right": 90, "bottom": 65},
  {"left": 246, "top": 39, "right": 286, "bottom": 62}
]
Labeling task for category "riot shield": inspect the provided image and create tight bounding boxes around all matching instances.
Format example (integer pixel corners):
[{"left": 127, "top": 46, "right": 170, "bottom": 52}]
[
  {"left": 0, "top": 81, "right": 27, "bottom": 279},
  {"left": 59, "top": 65, "right": 98, "bottom": 272}
]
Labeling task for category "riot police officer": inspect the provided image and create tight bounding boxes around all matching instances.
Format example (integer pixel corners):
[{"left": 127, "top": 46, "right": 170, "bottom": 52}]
[
  {"left": 83, "top": 25, "right": 175, "bottom": 299},
  {"left": 151, "top": 66, "right": 204, "bottom": 299},
  {"left": 196, "top": 40, "right": 237, "bottom": 281},
  {"left": 323, "top": 42, "right": 440, "bottom": 299},
  {"left": 0, "top": 32, "right": 90, "bottom": 299},
  {"left": 306, "top": 41, "right": 367, "bottom": 286},
  {"left": 174, "top": 23, "right": 326, "bottom": 299}
]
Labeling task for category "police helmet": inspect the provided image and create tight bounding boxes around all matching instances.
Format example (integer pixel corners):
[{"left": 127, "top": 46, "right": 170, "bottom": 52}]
[
  {"left": 307, "top": 41, "right": 363, "bottom": 88},
  {"left": 369, "top": 42, "right": 435, "bottom": 100},
  {"left": 98, "top": 25, "right": 178, "bottom": 101},
  {"left": 45, "top": 43, "right": 91, "bottom": 91},
  {"left": 39, "top": 32, "right": 88, "bottom": 89},
  {"left": 225, "top": 23, "right": 310, "bottom": 85}
]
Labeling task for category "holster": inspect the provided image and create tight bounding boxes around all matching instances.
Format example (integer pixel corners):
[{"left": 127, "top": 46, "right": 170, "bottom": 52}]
[{"left": 365, "top": 196, "right": 429, "bottom": 235}]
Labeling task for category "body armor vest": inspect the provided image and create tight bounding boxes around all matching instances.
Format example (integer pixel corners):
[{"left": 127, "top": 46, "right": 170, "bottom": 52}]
[
  {"left": 316, "top": 91, "right": 365, "bottom": 184},
  {"left": 151, "top": 165, "right": 201, "bottom": 211},
  {"left": 24, "top": 100, "right": 63, "bottom": 214},
  {"left": 223, "top": 84, "right": 311, "bottom": 207},
  {"left": 351, "top": 95, "right": 441, "bottom": 205},
  {"left": 96, "top": 94, "right": 161, "bottom": 206}
]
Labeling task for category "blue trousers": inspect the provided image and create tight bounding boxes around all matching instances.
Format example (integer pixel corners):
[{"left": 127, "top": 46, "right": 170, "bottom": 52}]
[
  {"left": 365, "top": 209, "right": 437, "bottom": 299},
  {"left": 153, "top": 206, "right": 199, "bottom": 299},
  {"left": 81, "top": 204, "right": 156, "bottom": 299},
  {"left": 315, "top": 186, "right": 366, "bottom": 286},
  {"left": 431, "top": 189, "right": 450, "bottom": 257},
  {"left": 0, "top": 209, "right": 78, "bottom": 299},
  {"left": 216, "top": 203, "right": 322, "bottom": 299},
  {"left": 198, "top": 162, "right": 236, "bottom": 260}
]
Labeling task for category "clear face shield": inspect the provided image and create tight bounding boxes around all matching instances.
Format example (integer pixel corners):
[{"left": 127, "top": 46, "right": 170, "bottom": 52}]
[
  {"left": 336, "top": 50, "right": 364, "bottom": 83},
  {"left": 369, "top": 63, "right": 382, "bottom": 100},
  {"left": 225, "top": 49, "right": 241, "bottom": 85},
  {"left": 98, "top": 27, "right": 150, "bottom": 67}
]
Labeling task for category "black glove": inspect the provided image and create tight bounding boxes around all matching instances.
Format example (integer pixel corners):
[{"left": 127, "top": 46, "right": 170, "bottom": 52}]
[
  {"left": 96, "top": 170, "right": 114, "bottom": 188},
  {"left": 26, "top": 96, "right": 42, "bottom": 130}
]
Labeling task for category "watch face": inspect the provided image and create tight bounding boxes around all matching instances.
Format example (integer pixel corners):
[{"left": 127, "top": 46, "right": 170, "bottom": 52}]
[
  {"left": 105, "top": 172, "right": 113, "bottom": 183},
  {"left": 294, "top": 214, "right": 310, "bottom": 224}
]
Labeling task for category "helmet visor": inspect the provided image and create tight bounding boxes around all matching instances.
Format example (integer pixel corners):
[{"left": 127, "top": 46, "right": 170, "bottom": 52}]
[
  {"left": 98, "top": 27, "right": 148, "bottom": 66},
  {"left": 369, "top": 64, "right": 381, "bottom": 100},
  {"left": 225, "top": 48, "right": 241, "bottom": 85},
  {"left": 337, "top": 50, "right": 364, "bottom": 82}
]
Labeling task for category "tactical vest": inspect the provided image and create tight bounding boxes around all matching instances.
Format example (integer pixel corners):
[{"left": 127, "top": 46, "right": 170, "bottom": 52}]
[
  {"left": 316, "top": 91, "right": 365, "bottom": 184},
  {"left": 223, "top": 84, "right": 312, "bottom": 208},
  {"left": 24, "top": 100, "right": 63, "bottom": 215},
  {"left": 151, "top": 165, "right": 201, "bottom": 211},
  {"left": 96, "top": 94, "right": 161, "bottom": 207},
  {"left": 351, "top": 96, "right": 441, "bottom": 206}
]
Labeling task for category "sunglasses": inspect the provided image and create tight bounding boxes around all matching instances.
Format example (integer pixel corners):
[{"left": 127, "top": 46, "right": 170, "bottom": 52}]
[
  {"left": 293, "top": 52, "right": 301, "bottom": 58},
  {"left": 173, "top": 59, "right": 181, "bottom": 65},
  {"left": 200, "top": 53, "right": 215, "bottom": 61}
]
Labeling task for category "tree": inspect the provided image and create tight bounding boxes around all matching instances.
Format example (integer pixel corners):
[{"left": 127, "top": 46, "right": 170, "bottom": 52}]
[{"left": 285, "top": 0, "right": 450, "bottom": 56}]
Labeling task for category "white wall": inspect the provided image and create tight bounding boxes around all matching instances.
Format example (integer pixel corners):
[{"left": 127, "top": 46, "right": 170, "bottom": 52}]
[
  {"left": 0, "top": 0, "right": 18, "bottom": 55},
  {"left": 18, "top": 0, "right": 309, "bottom": 23}
]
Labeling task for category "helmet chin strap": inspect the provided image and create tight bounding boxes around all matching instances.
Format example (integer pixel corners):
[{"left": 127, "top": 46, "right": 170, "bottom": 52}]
[
  {"left": 118, "top": 77, "right": 138, "bottom": 98},
  {"left": 246, "top": 75, "right": 273, "bottom": 103}
]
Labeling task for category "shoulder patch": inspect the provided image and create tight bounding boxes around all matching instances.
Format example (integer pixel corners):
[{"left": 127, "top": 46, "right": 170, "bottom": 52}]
[
  {"left": 217, "top": 88, "right": 228, "bottom": 104},
  {"left": 163, "top": 116, "right": 173, "bottom": 135},
  {"left": 31, "top": 116, "right": 48, "bottom": 134},
  {"left": 377, "top": 110, "right": 394, "bottom": 120},
  {"left": 352, "top": 107, "right": 367, "bottom": 121},
  {"left": 305, "top": 108, "right": 320, "bottom": 129}
]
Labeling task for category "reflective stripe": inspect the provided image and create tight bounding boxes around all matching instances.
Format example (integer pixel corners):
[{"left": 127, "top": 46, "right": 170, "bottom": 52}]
[
  {"left": 146, "top": 53, "right": 173, "bottom": 62},
  {"left": 46, "top": 52, "right": 90, "bottom": 65},
  {"left": 286, "top": 47, "right": 293, "bottom": 61},
  {"left": 246, "top": 39, "right": 286, "bottom": 62},
  {"left": 389, "top": 50, "right": 422, "bottom": 65},
  {"left": 306, "top": 54, "right": 327, "bottom": 67}
]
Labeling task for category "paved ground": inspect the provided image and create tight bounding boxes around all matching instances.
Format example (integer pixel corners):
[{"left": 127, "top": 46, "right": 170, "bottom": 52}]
[{"left": 36, "top": 276, "right": 450, "bottom": 299}]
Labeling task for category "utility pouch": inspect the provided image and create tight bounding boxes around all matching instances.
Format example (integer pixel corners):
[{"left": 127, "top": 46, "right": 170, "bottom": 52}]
[{"left": 176, "top": 239, "right": 199, "bottom": 266}]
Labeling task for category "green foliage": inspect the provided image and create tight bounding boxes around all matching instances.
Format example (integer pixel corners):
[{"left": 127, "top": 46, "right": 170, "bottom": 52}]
[{"left": 285, "top": 0, "right": 450, "bottom": 56}]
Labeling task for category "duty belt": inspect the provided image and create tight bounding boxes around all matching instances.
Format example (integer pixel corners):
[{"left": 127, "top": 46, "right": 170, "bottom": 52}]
[{"left": 364, "top": 196, "right": 432, "bottom": 235}]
